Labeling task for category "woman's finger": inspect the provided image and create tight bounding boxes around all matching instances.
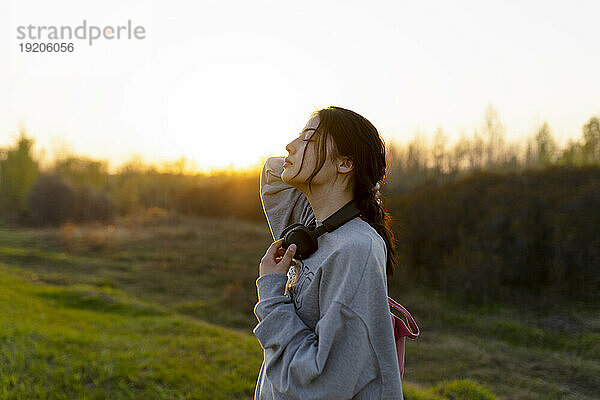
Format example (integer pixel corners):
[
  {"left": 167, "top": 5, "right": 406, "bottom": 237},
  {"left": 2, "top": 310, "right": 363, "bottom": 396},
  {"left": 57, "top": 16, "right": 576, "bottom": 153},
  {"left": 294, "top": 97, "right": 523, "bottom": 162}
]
[
  {"left": 278, "top": 243, "right": 296, "bottom": 267},
  {"left": 265, "top": 238, "right": 284, "bottom": 258}
]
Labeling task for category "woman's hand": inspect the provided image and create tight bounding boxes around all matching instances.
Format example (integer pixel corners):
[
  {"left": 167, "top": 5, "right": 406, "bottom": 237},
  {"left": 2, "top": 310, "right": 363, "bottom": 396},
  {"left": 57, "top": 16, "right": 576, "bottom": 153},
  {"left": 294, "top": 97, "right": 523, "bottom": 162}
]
[{"left": 259, "top": 238, "right": 297, "bottom": 277}]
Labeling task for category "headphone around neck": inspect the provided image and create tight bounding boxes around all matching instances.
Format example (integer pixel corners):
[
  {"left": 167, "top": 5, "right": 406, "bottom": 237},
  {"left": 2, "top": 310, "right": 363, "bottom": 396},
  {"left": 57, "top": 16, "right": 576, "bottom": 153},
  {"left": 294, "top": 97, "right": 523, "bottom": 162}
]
[{"left": 279, "top": 199, "right": 362, "bottom": 260}]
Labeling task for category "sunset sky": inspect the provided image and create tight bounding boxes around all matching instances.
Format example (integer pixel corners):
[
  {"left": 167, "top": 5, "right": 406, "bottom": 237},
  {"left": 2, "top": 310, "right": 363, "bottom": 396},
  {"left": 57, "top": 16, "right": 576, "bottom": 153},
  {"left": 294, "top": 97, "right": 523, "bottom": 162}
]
[{"left": 2, "top": 0, "right": 599, "bottom": 173}]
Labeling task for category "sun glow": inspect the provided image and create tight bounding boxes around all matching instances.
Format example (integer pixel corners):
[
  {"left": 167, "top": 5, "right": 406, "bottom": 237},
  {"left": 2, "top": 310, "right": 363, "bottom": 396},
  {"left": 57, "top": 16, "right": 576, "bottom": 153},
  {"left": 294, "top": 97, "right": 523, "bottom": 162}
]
[{"left": 3, "top": 0, "right": 600, "bottom": 173}]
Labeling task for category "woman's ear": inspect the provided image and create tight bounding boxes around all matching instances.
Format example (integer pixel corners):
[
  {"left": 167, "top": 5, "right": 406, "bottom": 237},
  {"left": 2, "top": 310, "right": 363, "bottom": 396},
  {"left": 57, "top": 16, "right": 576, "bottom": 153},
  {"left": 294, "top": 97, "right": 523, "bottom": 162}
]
[{"left": 337, "top": 156, "right": 354, "bottom": 174}]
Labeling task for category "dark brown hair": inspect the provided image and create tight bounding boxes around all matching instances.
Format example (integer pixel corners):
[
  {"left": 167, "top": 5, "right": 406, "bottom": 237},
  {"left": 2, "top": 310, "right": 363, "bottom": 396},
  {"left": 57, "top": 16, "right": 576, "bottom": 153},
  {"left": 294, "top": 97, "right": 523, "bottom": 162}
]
[{"left": 294, "top": 106, "right": 399, "bottom": 278}]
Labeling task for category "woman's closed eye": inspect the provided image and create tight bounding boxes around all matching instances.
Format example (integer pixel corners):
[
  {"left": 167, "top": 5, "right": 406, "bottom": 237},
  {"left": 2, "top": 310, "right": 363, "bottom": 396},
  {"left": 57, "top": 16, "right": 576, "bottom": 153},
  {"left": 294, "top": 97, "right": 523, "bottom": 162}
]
[{"left": 299, "top": 129, "right": 316, "bottom": 142}]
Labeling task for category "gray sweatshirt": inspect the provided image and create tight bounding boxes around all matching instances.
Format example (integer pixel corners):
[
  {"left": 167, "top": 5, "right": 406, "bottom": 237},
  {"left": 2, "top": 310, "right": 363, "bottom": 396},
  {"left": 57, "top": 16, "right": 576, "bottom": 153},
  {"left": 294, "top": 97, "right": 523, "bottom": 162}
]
[{"left": 252, "top": 156, "right": 404, "bottom": 400}]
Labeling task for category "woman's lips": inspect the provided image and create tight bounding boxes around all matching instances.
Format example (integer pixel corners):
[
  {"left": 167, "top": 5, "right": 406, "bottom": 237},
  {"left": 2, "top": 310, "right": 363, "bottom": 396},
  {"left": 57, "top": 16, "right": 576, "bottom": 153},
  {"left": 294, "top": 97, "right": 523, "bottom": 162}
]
[{"left": 283, "top": 158, "right": 293, "bottom": 166}]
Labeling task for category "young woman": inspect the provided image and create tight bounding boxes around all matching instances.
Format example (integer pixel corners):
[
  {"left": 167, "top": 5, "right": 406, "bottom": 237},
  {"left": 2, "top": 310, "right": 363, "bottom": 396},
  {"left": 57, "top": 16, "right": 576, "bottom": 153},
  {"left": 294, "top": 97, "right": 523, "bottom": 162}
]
[{"left": 253, "top": 106, "right": 403, "bottom": 399}]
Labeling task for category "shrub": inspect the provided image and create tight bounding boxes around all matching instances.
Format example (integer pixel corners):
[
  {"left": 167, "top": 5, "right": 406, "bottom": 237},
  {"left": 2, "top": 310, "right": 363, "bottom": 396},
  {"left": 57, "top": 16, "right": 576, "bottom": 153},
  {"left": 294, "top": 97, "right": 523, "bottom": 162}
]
[
  {"left": 174, "top": 175, "right": 262, "bottom": 221},
  {"left": 388, "top": 165, "right": 600, "bottom": 303},
  {"left": 27, "top": 174, "right": 76, "bottom": 226},
  {"left": 26, "top": 175, "right": 117, "bottom": 227},
  {"left": 435, "top": 380, "right": 496, "bottom": 400}
]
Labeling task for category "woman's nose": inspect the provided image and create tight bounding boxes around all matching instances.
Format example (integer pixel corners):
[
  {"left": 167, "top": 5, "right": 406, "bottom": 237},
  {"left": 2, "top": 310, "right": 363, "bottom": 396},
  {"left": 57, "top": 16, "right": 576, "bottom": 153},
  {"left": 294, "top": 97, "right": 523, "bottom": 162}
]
[{"left": 285, "top": 138, "right": 296, "bottom": 154}]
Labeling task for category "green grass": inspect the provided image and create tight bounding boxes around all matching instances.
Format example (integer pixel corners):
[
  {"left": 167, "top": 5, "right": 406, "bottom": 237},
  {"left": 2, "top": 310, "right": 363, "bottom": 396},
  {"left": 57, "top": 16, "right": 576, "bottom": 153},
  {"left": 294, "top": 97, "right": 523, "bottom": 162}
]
[
  {"left": 0, "top": 263, "right": 262, "bottom": 399},
  {"left": 0, "top": 260, "right": 496, "bottom": 399},
  {"left": 0, "top": 210, "right": 598, "bottom": 399}
]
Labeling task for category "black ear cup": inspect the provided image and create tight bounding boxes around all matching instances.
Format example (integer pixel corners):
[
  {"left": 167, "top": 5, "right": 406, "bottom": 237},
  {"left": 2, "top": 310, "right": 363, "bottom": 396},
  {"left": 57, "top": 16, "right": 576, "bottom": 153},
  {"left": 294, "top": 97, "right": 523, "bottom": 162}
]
[
  {"left": 280, "top": 223, "right": 303, "bottom": 240},
  {"left": 282, "top": 226, "right": 318, "bottom": 260}
]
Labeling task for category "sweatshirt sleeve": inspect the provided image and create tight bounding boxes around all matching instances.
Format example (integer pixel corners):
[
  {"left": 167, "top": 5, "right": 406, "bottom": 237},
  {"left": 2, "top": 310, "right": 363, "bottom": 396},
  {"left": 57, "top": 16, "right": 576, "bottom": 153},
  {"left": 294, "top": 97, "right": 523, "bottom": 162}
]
[
  {"left": 252, "top": 245, "right": 380, "bottom": 399},
  {"left": 260, "top": 156, "right": 315, "bottom": 241}
]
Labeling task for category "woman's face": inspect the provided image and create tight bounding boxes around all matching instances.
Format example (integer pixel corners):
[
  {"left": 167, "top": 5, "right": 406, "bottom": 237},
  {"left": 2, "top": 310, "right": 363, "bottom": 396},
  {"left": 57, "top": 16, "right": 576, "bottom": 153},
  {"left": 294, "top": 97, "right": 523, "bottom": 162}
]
[{"left": 281, "top": 114, "right": 339, "bottom": 190}]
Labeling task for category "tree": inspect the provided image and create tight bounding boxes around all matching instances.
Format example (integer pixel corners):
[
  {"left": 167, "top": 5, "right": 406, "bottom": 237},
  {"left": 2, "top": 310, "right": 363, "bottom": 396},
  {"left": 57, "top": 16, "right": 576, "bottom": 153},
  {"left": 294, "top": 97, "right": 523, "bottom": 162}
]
[
  {"left": 384, "top": 141, "right": 406, "bottom": 192},
  {"left": 481, "top": 104, "right": 506, "bottom": 169},
  {"left": 432, "top": 127, "right": 448, "bottom": 176},
  {"left": 582, "top": 116, "right": 600, "bottom": 164},
  {"left": 525, "top": 137, "right": 536, "bottom": 168},
  {"left": 450, "top": 132, "right": 471, "bottom": 173},
  {"left": 468, "top": 129, "right": 485, "bottom": 171},
  {"left": 558, "top": 139, "right": 584, "bottom": 166},
  {"left": 0, "top": 128, "right": 40, "bottom": 218},
  {"left": 535, "top": 121, "right": 558, "bottom": 167},
  {"left": 406, "top": 132, "right": 428, "bottom": 184},
  {"left": 54, "top": 156, "right": 110, "bottom": 190}
]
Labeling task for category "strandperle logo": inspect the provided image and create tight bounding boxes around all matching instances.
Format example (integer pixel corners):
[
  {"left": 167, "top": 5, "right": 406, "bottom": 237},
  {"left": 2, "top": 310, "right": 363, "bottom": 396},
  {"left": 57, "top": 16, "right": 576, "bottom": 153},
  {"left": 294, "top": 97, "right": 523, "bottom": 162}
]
[{"left": 16, "top": 20, "right": 146, "bottom": 46}]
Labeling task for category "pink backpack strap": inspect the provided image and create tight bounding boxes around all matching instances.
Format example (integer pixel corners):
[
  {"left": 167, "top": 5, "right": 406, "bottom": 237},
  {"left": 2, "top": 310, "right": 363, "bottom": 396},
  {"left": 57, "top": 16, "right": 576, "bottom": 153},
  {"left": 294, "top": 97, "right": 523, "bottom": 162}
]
[{"left": 388, "top": 296, "right": 420, "bottom": 379}]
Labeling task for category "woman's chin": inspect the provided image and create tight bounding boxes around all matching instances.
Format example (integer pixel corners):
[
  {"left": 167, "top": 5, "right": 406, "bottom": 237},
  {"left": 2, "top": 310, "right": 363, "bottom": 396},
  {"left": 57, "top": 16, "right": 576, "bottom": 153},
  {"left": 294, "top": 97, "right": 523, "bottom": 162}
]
[
  {"left": 281, "top": 170, "right": 298, "bottom": 187},
  {"left": 281, "top": 170, "right": 292, "bottom": 184}
]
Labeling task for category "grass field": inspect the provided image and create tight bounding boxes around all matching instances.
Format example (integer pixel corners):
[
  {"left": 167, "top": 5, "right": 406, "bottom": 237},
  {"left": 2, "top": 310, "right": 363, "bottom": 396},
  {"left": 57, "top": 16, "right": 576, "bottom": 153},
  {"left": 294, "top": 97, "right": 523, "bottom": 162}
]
[{"left": 0, "top": 208, "right": 598, "bottom": 399}]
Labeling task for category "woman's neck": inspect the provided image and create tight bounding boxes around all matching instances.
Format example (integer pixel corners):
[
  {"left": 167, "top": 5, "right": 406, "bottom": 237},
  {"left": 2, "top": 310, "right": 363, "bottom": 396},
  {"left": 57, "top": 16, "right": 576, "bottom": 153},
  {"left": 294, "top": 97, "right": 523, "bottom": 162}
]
[{"left": 305, "top": 187, "right": 354, "bottom": 222}]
